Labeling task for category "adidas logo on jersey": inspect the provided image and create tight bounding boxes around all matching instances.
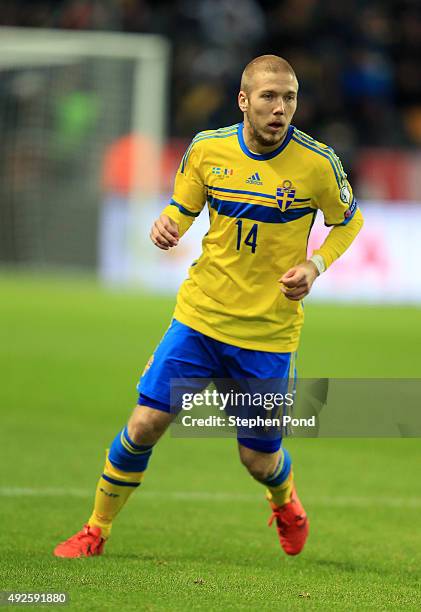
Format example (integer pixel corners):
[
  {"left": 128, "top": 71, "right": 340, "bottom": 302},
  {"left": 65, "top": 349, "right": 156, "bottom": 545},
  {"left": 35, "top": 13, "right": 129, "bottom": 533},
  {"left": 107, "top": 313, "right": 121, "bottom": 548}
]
[{"left": 245, "top": 172, "right": 263, "bottom": 185}]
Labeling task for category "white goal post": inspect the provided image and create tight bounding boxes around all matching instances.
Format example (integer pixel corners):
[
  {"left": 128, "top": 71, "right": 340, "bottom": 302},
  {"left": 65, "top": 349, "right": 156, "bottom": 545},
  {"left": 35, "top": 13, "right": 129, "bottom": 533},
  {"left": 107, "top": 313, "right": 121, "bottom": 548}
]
[
  {"left": 0, "top": 27, "right": 169, "bottom": 145},
  {"left": 0, "top": 27, "right": 170, "bottom": 279}
]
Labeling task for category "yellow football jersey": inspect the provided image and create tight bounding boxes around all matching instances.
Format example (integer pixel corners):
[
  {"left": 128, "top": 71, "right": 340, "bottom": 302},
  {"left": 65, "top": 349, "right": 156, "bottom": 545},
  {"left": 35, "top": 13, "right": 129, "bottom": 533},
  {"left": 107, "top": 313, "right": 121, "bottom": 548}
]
[{"left": 163, "top": 122, "right": 362, "bottom": 352}]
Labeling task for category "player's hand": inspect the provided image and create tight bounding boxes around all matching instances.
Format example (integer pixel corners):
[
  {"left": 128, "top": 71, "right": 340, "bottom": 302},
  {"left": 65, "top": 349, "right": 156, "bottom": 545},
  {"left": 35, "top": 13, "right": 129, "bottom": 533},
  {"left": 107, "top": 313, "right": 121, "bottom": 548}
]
[
  {"left": 150, "top": 214, "right": 179, "bottom": 250},
  {"left": 279, "top": 261, "right": 319, "bottom": 301}
]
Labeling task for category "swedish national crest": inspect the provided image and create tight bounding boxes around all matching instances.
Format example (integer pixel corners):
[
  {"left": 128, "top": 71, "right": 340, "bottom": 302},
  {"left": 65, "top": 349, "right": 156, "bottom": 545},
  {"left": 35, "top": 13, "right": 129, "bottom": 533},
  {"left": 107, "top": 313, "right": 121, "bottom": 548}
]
[{"left": 276, "top": 180, "right": 296, "bottom": 212}]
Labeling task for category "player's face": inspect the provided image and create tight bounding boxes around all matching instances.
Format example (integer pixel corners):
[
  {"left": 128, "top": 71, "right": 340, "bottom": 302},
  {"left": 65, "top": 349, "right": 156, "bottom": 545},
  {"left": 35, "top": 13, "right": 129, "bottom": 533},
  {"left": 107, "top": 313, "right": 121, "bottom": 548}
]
[{"left": 239, "top": 71, "right": 298, "bottom": 151}]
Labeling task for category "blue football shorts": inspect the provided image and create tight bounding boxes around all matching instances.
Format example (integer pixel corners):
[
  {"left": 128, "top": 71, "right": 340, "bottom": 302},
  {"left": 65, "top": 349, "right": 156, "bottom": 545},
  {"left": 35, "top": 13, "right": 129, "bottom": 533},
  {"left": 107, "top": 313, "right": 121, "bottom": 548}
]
[{"left": 137, "top": 319, "right": 296, "bottom": 453}]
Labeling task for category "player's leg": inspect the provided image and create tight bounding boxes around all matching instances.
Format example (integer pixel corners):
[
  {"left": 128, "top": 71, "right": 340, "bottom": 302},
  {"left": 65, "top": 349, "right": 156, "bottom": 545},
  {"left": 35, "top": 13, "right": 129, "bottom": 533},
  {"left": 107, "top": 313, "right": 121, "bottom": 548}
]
[
  {"left": 237, "top": 440, "right": 308, "bottom": 556},
  {"left": 237, "top": 443, "right": 293, "bottom": 507},
  {"left": 54, "top": 319, "right": 218, "bottom": 558},
  {"left": 86, "top": 404, "right": 173, "bottom": 542},
  {"left": 222, "top": 345, "right": 308, "bottom": 555},
  {"left": 224, "top": 344, "right": 296, "bottom": 507},
  {"left": 53, "top": 403, "right": 173, "bottom": 559}
]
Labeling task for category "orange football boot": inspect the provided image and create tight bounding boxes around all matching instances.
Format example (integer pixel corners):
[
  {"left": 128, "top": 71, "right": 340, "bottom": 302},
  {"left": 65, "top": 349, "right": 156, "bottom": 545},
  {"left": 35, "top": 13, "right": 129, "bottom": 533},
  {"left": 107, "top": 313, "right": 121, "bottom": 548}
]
[
  {"left": 267, "top": 487, "right": 309, "bottom": 555},
  {"left": 54, "top": 525, "right": 106, "bottom": 558}
]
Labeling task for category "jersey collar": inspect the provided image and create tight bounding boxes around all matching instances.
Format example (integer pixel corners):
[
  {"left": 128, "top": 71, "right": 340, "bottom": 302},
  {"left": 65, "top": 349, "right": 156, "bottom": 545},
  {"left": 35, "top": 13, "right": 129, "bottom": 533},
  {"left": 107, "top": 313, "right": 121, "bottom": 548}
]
[{"left": 237, "top": 122, "right": 294, "bottom": 161}]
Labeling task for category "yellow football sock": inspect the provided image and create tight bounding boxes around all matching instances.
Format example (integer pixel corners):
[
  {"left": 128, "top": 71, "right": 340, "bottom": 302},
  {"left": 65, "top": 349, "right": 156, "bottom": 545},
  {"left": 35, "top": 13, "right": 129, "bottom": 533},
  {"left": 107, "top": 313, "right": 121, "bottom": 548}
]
[
  {"left": 266, "top": 470, "right": 294, "bottom": 507},
  {"left": 88, "top": 455, "right": 145, "bottom": 539}
]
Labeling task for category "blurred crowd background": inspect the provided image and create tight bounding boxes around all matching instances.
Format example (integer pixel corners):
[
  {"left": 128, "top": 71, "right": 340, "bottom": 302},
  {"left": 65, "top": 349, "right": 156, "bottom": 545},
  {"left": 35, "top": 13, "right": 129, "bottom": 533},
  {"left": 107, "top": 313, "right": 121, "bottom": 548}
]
[
  {"left": 0, "top": 0, "right": 420, "bottom": 300},
  {"left": 1, "top": 0, "right": 420, "bottom": 152}
]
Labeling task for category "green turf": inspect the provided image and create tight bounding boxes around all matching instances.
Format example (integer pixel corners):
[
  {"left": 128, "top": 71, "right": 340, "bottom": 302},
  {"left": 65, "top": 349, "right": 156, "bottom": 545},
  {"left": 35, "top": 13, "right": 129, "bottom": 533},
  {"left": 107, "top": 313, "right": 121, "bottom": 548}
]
[{"left": 1, "top": 272, "right": 420, "bottom": 610}]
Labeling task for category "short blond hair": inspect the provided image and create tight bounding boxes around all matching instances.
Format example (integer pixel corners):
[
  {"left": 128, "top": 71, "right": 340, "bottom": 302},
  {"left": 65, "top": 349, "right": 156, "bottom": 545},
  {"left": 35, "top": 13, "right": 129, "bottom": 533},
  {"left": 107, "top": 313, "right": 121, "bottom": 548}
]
[{"left": 240, "top": 55, "right": 297, "bottom": 94}]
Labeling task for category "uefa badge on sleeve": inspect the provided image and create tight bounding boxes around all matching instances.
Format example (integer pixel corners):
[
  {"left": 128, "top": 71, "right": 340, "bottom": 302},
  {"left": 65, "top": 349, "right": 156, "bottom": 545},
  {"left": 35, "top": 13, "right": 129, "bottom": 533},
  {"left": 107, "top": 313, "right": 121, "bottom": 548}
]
[
  {"left": 340, "top": 180, "right": 351, "bottom": 204},
  {"left": 276, "top": 180, "right": 296, "bottom": 212}
]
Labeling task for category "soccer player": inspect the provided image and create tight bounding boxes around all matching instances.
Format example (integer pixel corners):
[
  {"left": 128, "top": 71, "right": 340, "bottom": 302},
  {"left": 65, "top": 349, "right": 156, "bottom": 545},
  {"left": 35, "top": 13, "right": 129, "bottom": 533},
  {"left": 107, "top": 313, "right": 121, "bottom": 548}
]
[{"left": 54, "top": 55, "right": 363, "bottom": 558}]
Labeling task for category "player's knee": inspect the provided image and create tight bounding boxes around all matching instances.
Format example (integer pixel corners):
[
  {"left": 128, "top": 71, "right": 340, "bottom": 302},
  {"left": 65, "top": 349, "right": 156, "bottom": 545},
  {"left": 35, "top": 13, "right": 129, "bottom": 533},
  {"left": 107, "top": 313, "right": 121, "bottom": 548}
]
[
  {"left": 244, "top": 461, "right": 273, "bottom": 482},
  {"left": 127, "top": 405, "right": 171, "bottom": 445},
  {"left": 239, "top": 449, "right": 277, "bottom": 482}
]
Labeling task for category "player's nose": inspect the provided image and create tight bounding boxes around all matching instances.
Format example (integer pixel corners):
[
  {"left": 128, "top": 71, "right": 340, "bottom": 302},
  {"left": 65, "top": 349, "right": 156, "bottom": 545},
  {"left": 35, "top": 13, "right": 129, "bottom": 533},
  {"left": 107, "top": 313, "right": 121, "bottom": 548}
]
[{"left": 273, "top": 100, "right": 285, "bottom": 115}]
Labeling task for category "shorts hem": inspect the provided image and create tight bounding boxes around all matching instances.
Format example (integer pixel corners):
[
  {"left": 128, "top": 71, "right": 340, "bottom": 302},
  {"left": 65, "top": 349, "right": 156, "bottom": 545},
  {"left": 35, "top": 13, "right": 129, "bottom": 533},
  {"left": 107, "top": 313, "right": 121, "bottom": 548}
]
[
  {"left": 137, "top": 393, "right": 170, "bottom": 413},
  {"left": 237, "top": 437, "right": 282, "bottom": 454}
]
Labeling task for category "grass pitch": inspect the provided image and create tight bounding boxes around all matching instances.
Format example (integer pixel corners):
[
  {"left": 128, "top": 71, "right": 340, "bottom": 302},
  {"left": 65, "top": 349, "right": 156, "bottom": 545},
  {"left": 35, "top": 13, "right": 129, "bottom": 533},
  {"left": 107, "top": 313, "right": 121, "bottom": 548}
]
[{"left": 0, "top": 272, "right": 420, "bottom": 610}]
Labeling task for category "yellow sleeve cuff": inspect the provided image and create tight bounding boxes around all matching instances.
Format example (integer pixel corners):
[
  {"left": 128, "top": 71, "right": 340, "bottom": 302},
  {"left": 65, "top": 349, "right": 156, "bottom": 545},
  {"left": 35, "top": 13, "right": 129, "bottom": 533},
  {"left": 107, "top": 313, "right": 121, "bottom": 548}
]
[{"left": 162, "top": 203, "right": 197, "bottom": 238}]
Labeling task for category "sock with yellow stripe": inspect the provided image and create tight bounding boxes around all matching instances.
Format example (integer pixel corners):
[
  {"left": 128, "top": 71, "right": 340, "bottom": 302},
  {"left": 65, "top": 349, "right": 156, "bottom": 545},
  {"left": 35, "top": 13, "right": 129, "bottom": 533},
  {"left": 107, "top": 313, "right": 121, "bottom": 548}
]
[
  {"left": 88, "top": 426, "right": 153, "bottom": 538},
  {"left": 262, "top": 447, "right": 294, "bottom": 507}
]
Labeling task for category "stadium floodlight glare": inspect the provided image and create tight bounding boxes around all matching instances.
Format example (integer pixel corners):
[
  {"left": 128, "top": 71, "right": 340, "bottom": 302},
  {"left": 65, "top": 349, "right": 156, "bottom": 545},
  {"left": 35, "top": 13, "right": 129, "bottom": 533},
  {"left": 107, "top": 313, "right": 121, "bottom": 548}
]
[{"left": 0, "top": 27, "right": 169, "bottom": 274}]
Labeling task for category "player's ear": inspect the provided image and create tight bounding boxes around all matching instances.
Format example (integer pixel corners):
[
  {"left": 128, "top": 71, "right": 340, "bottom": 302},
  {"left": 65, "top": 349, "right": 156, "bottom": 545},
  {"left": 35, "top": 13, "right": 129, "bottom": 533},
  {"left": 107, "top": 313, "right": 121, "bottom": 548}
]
[{"left": 238, "top": 90, "right": 248, "bottom": 113}]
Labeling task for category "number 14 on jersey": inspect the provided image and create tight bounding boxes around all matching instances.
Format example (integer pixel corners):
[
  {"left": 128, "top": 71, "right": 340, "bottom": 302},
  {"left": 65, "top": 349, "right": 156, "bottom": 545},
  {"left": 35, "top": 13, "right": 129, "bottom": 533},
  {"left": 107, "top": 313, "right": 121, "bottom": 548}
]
[{"left": 235, "top": 220, "right": 258, "bottom": 254}]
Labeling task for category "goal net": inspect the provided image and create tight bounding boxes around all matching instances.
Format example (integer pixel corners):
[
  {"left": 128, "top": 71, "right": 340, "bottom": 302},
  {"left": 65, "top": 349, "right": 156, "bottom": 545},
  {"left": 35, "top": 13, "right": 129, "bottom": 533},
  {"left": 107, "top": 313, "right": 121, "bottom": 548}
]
[{"left": 0, "top": 27, "right": 169, "bottom": 283}]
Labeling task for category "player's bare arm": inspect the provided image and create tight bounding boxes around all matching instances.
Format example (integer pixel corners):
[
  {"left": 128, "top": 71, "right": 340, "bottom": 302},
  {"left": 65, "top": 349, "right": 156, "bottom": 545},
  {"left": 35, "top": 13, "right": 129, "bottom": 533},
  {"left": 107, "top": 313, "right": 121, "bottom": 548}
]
[
  {"left": 280, "top": 261, "right": 319, "bottom": 301},
  {"left": 150, "top": 213, "right": 179, "bottom": 250}
]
